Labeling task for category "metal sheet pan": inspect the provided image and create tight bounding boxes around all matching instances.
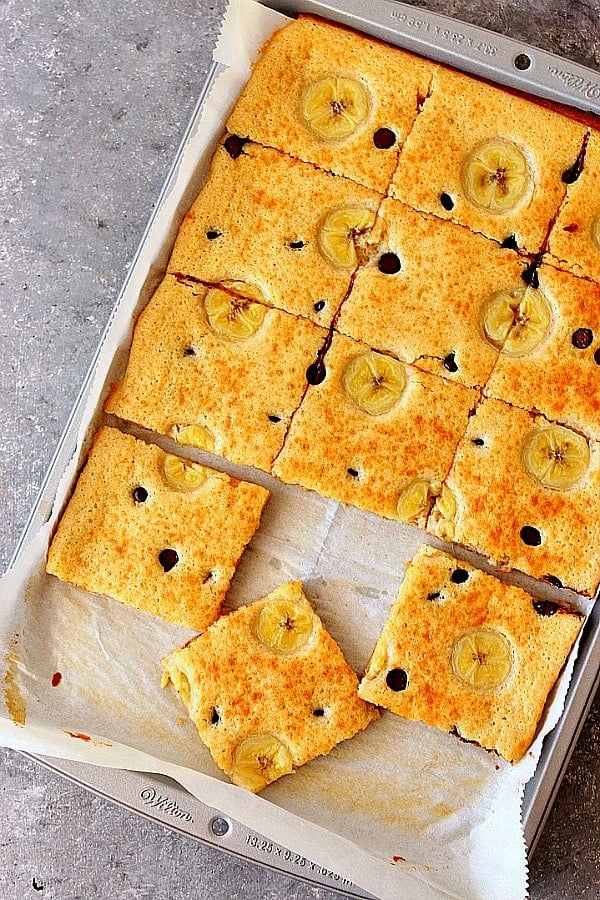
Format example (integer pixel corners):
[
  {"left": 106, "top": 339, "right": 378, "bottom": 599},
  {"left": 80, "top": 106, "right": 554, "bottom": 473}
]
[{"left": 11, "top": 0, "right": 600, "bottom": 889}]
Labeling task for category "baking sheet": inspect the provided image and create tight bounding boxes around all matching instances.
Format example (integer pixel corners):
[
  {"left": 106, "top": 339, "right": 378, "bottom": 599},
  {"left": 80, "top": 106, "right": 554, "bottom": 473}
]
[{"left": 1, "top": 1, "right": 596, "bottom": 898}]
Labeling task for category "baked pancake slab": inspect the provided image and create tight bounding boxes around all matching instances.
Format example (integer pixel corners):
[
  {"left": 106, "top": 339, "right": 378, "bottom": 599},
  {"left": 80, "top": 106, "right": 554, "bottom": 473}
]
[
  {"left": 337, "top": 198, "right": 527, "bottom": 389},
  {"left": 46, "top": 427, "right": 270, "bottom": 630},
  {"left": 358, "top": 546, "right": 582, "bottom": 763},
  {"left": 272, "top": 333, "right": 477, "bottom": 523},
  {"left": 428, "top": 397, "right": 600, "bottom": 595},
  {"left": 161, "top": 581, "right": 378, "bottom": 792},
  {"left": 167, "top": 140, "right": 381, "bottom": 326},
  {"left": 105, "top": 276, "right": 327, "bottom": 471},
  {"left": 485, "top": 264, "right": 600, "bottom": 440},
  {"left": 226, "top": 15, "right": 436, "bottom": 194},
  {"left": 391, "top": 66, "right": 588, "bottom": 253},
  {"left": 548, "top": 130, "right": 600, "bottom": 283}
]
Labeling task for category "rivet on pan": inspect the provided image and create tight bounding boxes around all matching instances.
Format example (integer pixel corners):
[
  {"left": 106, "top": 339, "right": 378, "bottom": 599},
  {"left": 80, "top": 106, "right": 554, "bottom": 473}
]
[{"left": 210, "top": 816, "right": 231, "bottom": 837}]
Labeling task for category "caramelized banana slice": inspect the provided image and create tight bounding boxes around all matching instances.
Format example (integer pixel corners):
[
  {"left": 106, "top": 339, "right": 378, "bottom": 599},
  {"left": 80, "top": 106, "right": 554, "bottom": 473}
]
[
  {"left": 318, "top": 206, "right": 376, "bottom": 269},
  {"left": 480, "top": 285, "right": 552, "bottom": 357},
  {"left": 256, "top": 597, "right": 316, "bottom": 656},
  {"left": 451, "top": 629, "right": 514, "bottom": 690},
  {"left": 163, "top": 454, "right": 210, "bottom": 492},
  {"left": 397, "top": 478, "right": 441, "bottom": 525},
  {"left": 301, "top": 75, "right": 370, "bottom": 142},
  {"left": 342, "top": 351, "right": 407, "bottom": 416},
  {"left": 462, "top": 139, "right": 532, "bottom": 214},
  {"left": 170, "top": 423, "right": 216, "bottom": 453},
  {"left": 231, "top": 734, "right": 294, "bottom": 792},
  {"left": 522, "top": 425, "right": 590, "bottom": 491},
  {"left": 204, "top": 288, "right": 267, "bottom": 341},
  {"left": 430, "top": 484, "right": 458, "bottom": 541}
]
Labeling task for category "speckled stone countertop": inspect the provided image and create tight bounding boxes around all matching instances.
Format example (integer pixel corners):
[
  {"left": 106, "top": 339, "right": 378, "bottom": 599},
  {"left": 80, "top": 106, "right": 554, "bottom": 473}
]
[{"left": 1, "top": 1, "right": 599, "bottom": 898}]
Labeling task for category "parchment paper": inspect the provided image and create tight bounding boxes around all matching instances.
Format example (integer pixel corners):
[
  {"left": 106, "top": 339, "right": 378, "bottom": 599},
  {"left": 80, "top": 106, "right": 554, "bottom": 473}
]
[{"left": 0, "top": 2, "right": 594, "bottom": 898}]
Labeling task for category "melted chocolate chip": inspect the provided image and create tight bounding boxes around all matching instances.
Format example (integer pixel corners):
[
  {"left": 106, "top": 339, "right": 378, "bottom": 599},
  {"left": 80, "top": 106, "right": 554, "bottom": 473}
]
[
  {"left": 268, "top": 414, "right": 282, "bottom": 423},
  {"left": 572, "top": 327, "right": 593, "bottom": 349},
  {"left": 224, "top": 134, "right": 248, "bottom": 158},
  {"left": 289, "top": 240, "right": 305, "bottom": 250},
  {"left": 521, "top": 258, "right": 541, "bottom": 289},
  {"left": 132, "top": 486, "right": 148, "bottom": 504},
  {"left": 501, "top": 234, "right": 519, "bottom": 251},
  {"left": 562, "top": 135, "right": 589, "bottom": 184},
  {"left": 450, "top": 568, "right": 469, "bottom": 584},
  {"left": 206, "top": 230, "right": 221, "bottom": 241},
  {"left": 313, "top": 300, "right": 326, "bottom": 312},
  {"left": 520, "top": 525, "right": 542, "bottom": 546},
  {"left": 378, "top": 252, "right": 401, "bottom": 275},
  {"left": 443, "top": 352, "right": 458, "bottom": 373},
  {"left": 440, "top": 192, "right": 454, "bottom": 211},
  {"left": 427, "top": 591, "right": 442, "bottom": 602},
  {"left": 533, "top": 599, "right": 559, "bottom": 617},
  {"left": 347, "top": 467, "right": 359, "bottom": 478},
  {"left": 544, "top": 574, "right": 563, "bottom": 588},
  {"left": 312, "top": 708, "right": 325, "bottom": 717},
  {"left": 159, "top": 548, "right": 179, "bottom": 572},
  {"left": 386, "top": 668, "right": 409, "bottom": 692},
  {"left": 183, "top": 347, "right": 196, "bottom": 357},
  {"left": 306, "top": 360, "right": 327, "bottom": 385},
  {"left": 210, "top": 707, "right": 220, "bottom": 725},
  {"left": 472, "top": 438, "right": 485, "bottom": 446},
  {"left": 595, "top": 348, "right": 600, "bottom": 366},
  {"left": 373, "top": 127, "right": 396, "bottom": 149}
]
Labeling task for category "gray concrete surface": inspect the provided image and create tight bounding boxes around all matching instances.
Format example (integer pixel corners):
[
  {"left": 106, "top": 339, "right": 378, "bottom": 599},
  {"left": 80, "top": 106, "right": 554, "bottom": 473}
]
[{"left": 1, "top": 0, "right": 599, "bottom": 897}]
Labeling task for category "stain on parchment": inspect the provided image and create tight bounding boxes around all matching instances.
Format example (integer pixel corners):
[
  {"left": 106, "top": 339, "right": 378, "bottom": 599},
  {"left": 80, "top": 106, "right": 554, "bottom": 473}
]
[{"left": 3, "top": 652, "right": 26, "bottom": 726}]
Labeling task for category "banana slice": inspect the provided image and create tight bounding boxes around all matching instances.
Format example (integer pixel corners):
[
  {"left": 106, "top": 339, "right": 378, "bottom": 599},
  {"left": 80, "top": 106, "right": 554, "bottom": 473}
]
[
  {"left": 592, "top": 213, "right": 600, "bottom": 249},
  {"left": 451, "top": 629, "right": 514, "bottom": 691},
  {"left": 318, "top": 207, "right": 376, "bottom": 269},
  {"left": 204, "top": 288, "right": 267, "bottom": 341},
  {"left": 480, "top": 285, "right": 551, "bottom": 357},
  {"left": 170, "top": 423, "right": 215, "bottom": 453},
  {"left": 231, "top": 734, "right": 294, "bottom": 792},
  {"left": 397, "top": 478, "right": 441, "bottom": 525},
  {"left": 163, "top": 453, "right": 210, "bottom": 492},
  {"left": 343, "top": 351, "right": 407, "bottom": 416},
  {"left": 522, "top": 425, "right": 590, "bottom": 490},
  {"left": 256, "top": 597, "right": 316, "bottom": 656},
  {"left": 462, "top": 139, "right": 532, "bottom": 214},
  {"left": 301, "top": 75, "right": 370, "bottom": 142},
  {"left": 430, "top": 484, "right": 457, "bottom": 541}
]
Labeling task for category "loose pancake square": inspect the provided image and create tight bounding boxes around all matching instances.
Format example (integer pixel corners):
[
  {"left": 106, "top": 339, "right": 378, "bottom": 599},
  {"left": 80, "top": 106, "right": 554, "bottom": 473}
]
[
  {"left": 272, "top": 333, "right": 477, "bottom": 524},
  {"left": 427, "top": 397, "right": 600, "bottom": 596},
  {"left": 358, "top": 546, "right": 582, "bottom": 763},
  {"left": 226, "top": 15, "right": 436, "bottom": 193},
  {"left": 46, "top": 427, "right": 269, "bottom": 631},
  {"left": 337, "top": 198, "right": 527, "bottom": 389},
  {"left": 161, "top": 581, "right": 378, "bottom": 792},
  {"left": 391, "top": 66, "right": 588, "bottom": 254},
  {"left": 168, "top": 140, "right": 382, "bottom": 326},
  {"left": 485, "top": 264, "right": 600, "bottom": 440},
  {"left": 105, "top": 276, "right": 327, "bottom": 472}
]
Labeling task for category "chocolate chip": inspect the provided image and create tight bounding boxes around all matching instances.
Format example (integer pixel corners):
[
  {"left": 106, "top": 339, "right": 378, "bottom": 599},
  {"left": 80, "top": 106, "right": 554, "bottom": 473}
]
[
  {"left": 443, "top": 352, "right": 458, "bottom": 373},
  {"left": 572, "top": 328, "right": 593, "bottom": 349},
  {"left": 373, "top": 127, "right": 396, "bottom": 149},
  {"left": 210, "top": 707, "right": 220, "bottom": 724},
  {"left": 501, "top": 234, "right": 519, "bottom": 251},
  {"left": 520, "top": 525, "right": 542, "bottom": 546},
  {"left": 347, "top": 467, "right": 359, "bottom": 478},
  {"left": 224, "top": 134, "right": 248, "bottom": 158},
  {"left": 544, "top": 574, "right": 563, "bottom": 588},
  {"left": 533, "top": 599, "right": 559, "bottom": 616},
  {"left": 289, "top": 240, "right": 305, "bottom": 250},
  {"left": 268, "top": 414, "right": 282, "bottom": 423},
  {"left": 183, "top": 347, "right": 196, "bottom": 357},
  {"left": 450, "top": 568, "right": 469, "bottom": 584},
  {"left": 202, "top": 571, "right": 213, "bottom": 585},
  {"left": 306, "top": 360, "right": 327, "bottom": 385},
  {"left": 472, "top": 438, "right": 485, "bottom": 446},
  {"left": 521, "top": 258, "right": 541, "bottom": 288},
  {"left": 595, "top": 348, "right": 600, "bottom": 366},
  {"left": 206, "top": 230, "right": 221, "bottom": 240},
  {"left": 386, "top": 668, "right": 409, "bottom": 692},
  {"left": 313, "top": 300, "right": 326, "bottom": 312},
  {"left": 132, "top": 486, "right": 148, "bottom": 504},
  {"left": 440, "top": 192, "right": 454, "bottom": 211},
  {"left": 159, "top": 548, "right": 179, "bottom": 572},
  {"left": 312, "top": 708, "right": 325, "bottom": 717},
  {"left": 378, "top": 252, "right": 401, "bottom": 275},
  {"left": 427, "top": 591, "right": 442, "bottom": 602}
]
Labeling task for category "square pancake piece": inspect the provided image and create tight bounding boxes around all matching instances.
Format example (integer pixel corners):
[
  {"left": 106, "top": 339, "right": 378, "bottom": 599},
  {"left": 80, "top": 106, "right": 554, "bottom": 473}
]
[
  {"left": 46, "top": 427, "right": 269, "bottom": 631},
  {"left": 427, "top": 397, "right": 600, "bottom": 596},
  {"left": 547, "top": 129, "right": 600, "bottom": 283},
  {"left": 337, "top": 198, "right": 527, "bottom": 389},
  {"left": 272, "top": 333, "right": 477, "bottom": 524},
  {"left": 358, "top": 546, "right": 582, "bottom": 764},
  {"left": 105, "top": 275, "right": 326, "bottom": 472},
  {"left": 167, "top": 140, "right": 382, "bottom": 326},
  {"left": 392, "top": 65, "right": 588, "bottom": 253},
  {"left": 161, "top": 581, "right": 378, "bottom": 792},
  {"left": 226, "top": 15, "right": 436, "bottom": 193},
  {"left": 484, "top": 264, "right": 600, "bottom": 441}
]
